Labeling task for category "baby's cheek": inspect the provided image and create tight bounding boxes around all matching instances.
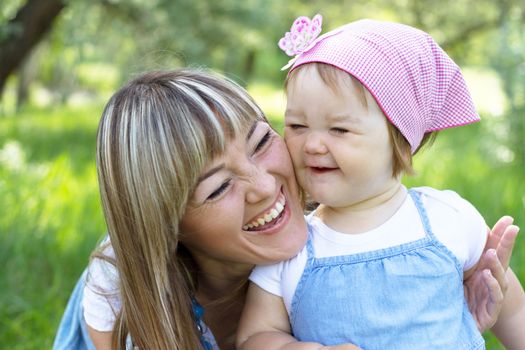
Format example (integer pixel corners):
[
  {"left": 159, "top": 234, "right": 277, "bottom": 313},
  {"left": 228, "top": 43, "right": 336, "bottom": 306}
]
[
  {"left": 296, "top": 171, "right": 310, "bottom": 192},
  {"left": 284, "top": 141, "right": 302, "bottom": 163}
]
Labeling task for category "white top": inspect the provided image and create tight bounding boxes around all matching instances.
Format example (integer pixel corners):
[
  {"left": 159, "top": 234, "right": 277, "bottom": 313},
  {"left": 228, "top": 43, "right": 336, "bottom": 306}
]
[
  {"left": 82, "top": 239, "right": 120, "bottom": 332},
  {"left": 82, "top": 239, "right": 219, "bottom": 349},
  {"left": 250, "top": 187, "right": 487, "bottom": 315}
]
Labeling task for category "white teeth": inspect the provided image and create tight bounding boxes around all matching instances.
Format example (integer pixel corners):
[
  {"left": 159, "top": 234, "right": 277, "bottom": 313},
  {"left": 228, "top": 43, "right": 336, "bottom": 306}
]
[{"left": 243, "top": 196, "right": 286, "bottom": 230}]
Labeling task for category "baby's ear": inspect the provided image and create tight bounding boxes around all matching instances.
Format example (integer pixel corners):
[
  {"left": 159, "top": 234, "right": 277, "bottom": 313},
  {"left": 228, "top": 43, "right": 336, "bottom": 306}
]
[{"left": 387, "top": 122, "right": 414, "bottom": 177}]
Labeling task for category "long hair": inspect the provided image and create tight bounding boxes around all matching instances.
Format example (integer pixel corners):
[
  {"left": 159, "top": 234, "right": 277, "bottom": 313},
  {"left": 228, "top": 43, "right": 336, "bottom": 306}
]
[{"left": 95, "top": 69, "right": 266, "bottom": 349}]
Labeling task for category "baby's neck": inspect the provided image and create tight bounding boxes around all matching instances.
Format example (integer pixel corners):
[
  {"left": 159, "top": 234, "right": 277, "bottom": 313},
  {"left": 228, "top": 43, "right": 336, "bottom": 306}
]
[{"left": 316, "top": 183, "right": 407, "bottom": 234}]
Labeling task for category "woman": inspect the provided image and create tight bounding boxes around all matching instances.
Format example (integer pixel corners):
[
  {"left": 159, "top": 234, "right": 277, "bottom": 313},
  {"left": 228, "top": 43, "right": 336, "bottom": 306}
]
[{"left": 54, "top": 68, "right": 517, "bottom": 350}]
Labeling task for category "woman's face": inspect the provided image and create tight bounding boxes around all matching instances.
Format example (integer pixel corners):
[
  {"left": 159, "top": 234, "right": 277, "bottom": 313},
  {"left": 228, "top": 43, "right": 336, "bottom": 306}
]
[{"left": 180, "top": 120, "right": 307, "bottom": 270}]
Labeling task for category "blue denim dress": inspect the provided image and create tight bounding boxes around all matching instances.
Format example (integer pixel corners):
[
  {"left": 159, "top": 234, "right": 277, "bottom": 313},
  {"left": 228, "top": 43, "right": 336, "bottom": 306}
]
[
  {"left": 53, "top": 271, "right": 218, "bottom": 350},
  {"left": 290, "top": 190, "right": 484, "bottom": 349},
  {"left": 52, "top": 271, "right": 95, "bottom": 350}
]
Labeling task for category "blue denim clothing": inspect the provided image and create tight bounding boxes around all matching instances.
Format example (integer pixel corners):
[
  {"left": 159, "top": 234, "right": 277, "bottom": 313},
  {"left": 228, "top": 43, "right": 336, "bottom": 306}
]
[
  {"left": 53, "top": 271, "right": 95, "bottom": 350},
  {"left": 290, "top": 190, "right": 484, "bottom": 349},
  {"left": 53, "top": 271, "right": 219, "bottom": 350}
]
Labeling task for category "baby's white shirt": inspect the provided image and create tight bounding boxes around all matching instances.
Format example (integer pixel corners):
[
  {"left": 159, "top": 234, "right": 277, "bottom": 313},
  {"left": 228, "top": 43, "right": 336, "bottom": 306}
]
[{"left": 250, "top": 187, "right": 487, "bottom": 315}]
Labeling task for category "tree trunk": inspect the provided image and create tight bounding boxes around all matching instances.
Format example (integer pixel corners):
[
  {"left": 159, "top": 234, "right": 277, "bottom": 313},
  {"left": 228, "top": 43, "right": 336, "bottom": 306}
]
[
  {"left": 16, "top": 55, "right": 33, "bottom": 111},
  {"left": 0, "top": 0, "right": 65, "bottom": 100},
  {"left": 242, "top": 50, "right": 256, "bottom": 84}
]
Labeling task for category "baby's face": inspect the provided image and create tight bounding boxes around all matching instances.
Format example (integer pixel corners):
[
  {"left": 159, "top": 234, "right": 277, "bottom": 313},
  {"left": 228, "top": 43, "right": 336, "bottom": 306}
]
[{"left": 284, "top": 66, "right": 397, "bottom": 209}]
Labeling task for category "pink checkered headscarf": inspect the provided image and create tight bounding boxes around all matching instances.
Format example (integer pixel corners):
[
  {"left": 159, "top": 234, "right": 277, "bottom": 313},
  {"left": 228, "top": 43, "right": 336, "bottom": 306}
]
[{"left": 288, "top": 19, "right": 480, "bottom": 153}]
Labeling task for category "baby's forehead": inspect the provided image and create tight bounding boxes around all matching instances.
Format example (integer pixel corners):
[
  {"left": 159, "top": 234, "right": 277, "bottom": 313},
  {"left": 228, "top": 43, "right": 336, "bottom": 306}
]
[{"left": 288, "top": 64, "right": 371, "bottom": 110}]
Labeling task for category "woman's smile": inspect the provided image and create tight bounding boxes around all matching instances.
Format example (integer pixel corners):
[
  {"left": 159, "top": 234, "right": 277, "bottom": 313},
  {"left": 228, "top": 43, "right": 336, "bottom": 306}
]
[{"left": 243, "top": 190, "right": 286, "bottom": 231}]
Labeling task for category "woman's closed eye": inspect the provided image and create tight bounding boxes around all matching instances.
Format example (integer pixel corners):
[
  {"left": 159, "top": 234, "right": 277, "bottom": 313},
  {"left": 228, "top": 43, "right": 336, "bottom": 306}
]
[
  {"left": 253, "top": 131, "right": 271, "bottom": 154},
  {"left": 207, "top": 179, "right": 231, "bottom": 200}
]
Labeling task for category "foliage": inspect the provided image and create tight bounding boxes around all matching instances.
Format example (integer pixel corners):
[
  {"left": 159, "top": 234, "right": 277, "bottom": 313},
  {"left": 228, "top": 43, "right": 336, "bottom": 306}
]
[
  {"left": 0, "top": 0, "right": 25, "bottom": 41},
  {"left": 0, "top": 106, "right": 105, "bottom": 348}
]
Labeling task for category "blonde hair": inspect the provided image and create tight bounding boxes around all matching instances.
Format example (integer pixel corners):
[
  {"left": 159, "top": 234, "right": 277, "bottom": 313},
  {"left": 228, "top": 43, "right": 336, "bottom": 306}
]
[
  {"left": 287, "top": 63, "right": 437, "bottom": 178},
  {"left": 95, "top": 69, "right": 266, "bottom": 349}
]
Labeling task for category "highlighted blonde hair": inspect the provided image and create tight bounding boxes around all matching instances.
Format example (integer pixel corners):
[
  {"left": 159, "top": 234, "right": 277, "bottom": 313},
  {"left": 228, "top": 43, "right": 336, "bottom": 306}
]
[{"left": 95, "top": 69, "right": 266, "bottom": 349}]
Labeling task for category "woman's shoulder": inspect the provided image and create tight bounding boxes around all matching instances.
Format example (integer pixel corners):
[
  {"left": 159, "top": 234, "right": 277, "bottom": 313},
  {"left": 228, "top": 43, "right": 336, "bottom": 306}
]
[
  {"left": 85, "top": 237, "right": 118, "bottom": 292},
  {"left": 82, "top": 236, "right": 121, "bottom": 332}
]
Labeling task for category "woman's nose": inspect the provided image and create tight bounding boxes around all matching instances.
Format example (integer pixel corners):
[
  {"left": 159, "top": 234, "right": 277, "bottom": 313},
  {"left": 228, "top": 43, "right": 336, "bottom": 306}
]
[
  {"left": 304, "top": 132, "right": 327, "bottom": 154},
  {"left": 245, "top": 166, "right": 277, "bottom": 204}
]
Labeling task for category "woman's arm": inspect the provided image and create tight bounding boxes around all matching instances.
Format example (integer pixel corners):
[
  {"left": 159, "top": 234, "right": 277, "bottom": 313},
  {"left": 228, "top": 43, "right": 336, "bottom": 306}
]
[
  {"left": 87, "top": 326, "right": 113, "bottom": 350},
  {"left": 490, "top": 268, "right": 525, "bottom": 350}
]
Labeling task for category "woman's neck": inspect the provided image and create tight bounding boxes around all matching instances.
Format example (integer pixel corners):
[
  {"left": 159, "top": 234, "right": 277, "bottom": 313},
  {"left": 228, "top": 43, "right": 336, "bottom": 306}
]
[
  {"left": 194, "top": 260, "right": 252, "bottom": 350},
  {"left": 317, "top": 183, "right": 407, "bottom": 234},
  {"left": 199, "top": 283, "right": 247, "bottom": 350},
  {"left": 194, "top": 258, "right": 252, "bottom": 301}
]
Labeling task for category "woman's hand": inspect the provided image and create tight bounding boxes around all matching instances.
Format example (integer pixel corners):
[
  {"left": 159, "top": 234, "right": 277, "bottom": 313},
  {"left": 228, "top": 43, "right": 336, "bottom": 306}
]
[{"left": 464, "top": 216, "right": 519, "bottom": 331}]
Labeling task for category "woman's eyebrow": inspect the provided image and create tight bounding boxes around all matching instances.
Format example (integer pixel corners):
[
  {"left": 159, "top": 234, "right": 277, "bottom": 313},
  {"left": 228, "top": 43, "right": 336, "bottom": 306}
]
[
  {"left": 198, "top": 121, "right": 258, "bottom": 184},
  {"left": 246, "top": 120, "right": 258, "bottom": 141},
  {"left": 197, "top": 164, "right": 224, "bottom": 183}
]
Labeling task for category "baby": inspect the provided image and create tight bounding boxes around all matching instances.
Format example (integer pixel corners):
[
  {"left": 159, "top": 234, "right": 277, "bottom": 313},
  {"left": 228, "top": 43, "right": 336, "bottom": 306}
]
[{"left": 237, "top": 17, "right": 525, "bottom": 350}]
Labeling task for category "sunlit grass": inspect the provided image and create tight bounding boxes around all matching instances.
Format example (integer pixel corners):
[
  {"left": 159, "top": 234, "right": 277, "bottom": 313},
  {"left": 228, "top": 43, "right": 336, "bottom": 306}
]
[{"left": 0, "top": 105, "right": 106, "bottom": 348}]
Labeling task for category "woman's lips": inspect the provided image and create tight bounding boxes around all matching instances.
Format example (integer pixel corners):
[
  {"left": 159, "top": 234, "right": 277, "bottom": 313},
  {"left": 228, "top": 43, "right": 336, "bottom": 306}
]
[{"left": 243, "top": 192, "right": 286, "bottom": 231}]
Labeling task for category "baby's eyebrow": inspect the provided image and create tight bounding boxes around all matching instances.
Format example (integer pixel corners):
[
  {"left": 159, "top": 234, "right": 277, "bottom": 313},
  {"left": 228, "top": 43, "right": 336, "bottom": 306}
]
[
  {"left": 324, "top": 114, "right": 360, "bottom": 125},
  {"left": 284, "top": 107, "right": 303, "bottom": 117}
]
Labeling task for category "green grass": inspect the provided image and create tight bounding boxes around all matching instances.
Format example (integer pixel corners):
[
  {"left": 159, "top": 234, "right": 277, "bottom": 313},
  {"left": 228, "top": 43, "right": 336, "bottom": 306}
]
[
  {"left": 0, "top": 105, "right": 106, "bottom": 348},
  {"left": 1, "top": 98, "right": 523, "bottom": 348}
]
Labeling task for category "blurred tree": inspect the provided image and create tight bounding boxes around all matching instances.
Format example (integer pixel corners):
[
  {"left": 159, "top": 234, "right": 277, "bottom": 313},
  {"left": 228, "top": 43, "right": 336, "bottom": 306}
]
[
  {"left": 0, "top": 0, "right": 66, "bottom": 99},
  {"left": 489, "top": 7, "right": 525, "bottom": 165},
  {"left": 1, "top": 0, "right": 524, "bottom": 123},
  {"left": 125, "top": 0, "right": 287, "bottom": 84}
]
